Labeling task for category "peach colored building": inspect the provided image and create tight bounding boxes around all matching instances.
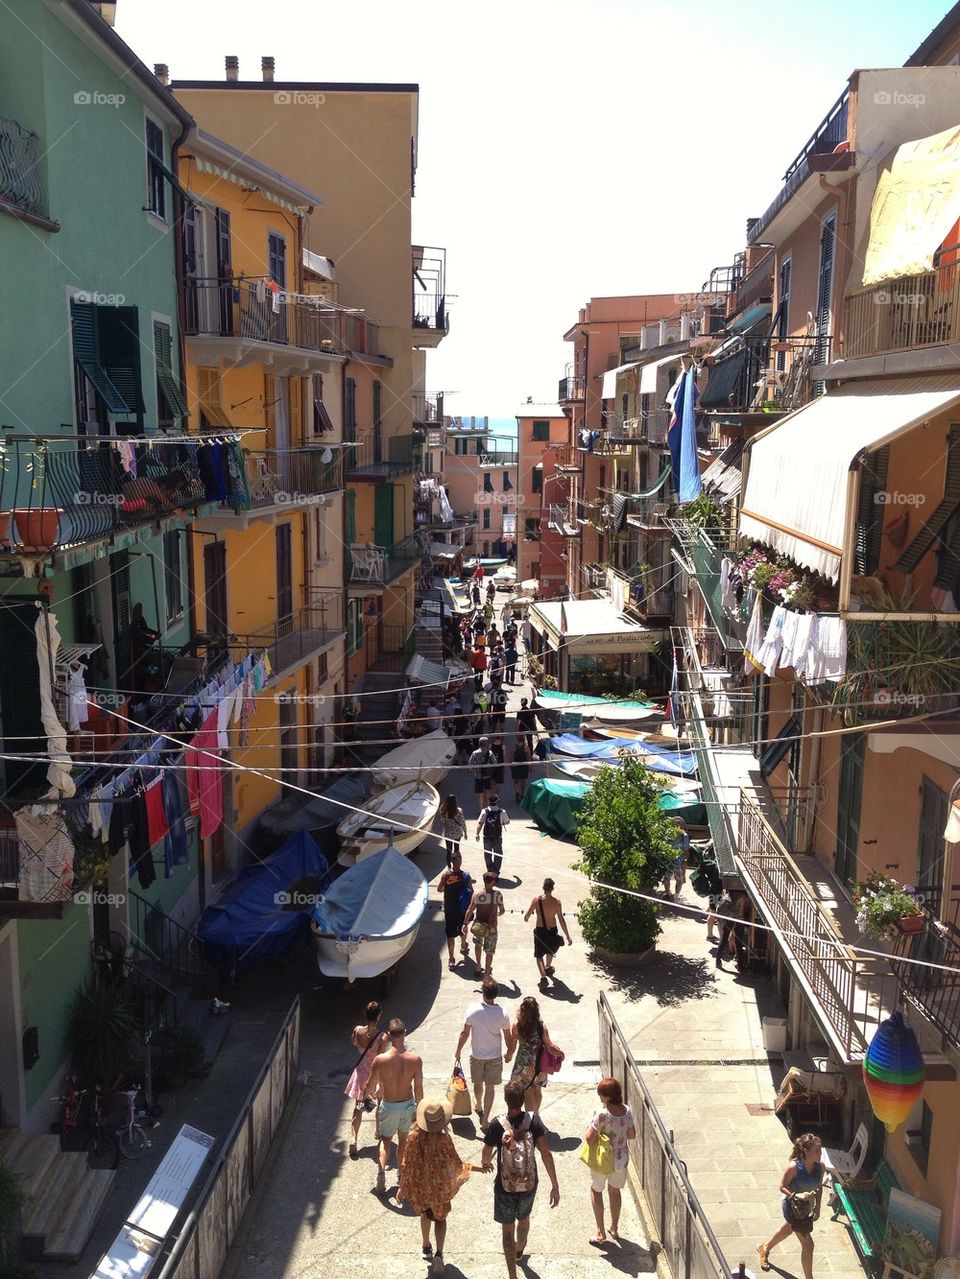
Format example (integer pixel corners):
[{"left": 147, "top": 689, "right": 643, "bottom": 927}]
[{"left": 515, "top": 403, "right": 568, "bottom": 593}]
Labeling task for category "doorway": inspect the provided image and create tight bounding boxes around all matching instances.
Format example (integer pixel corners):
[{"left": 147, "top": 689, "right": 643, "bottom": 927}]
[
  {"left": 276, "top": 523, "right": 294, "bottom": 636},
  {"left": 203, "top": 541, "right": 228, "bottom": 655},
  {"left": 374, "top": 484, "right": 394, "bottom": 549},
  {"left": 917, "top": 777, "right": 948, "bottom": 916},
  {"left": 836, "top": 734, "right": 865, "bottom": 888}
]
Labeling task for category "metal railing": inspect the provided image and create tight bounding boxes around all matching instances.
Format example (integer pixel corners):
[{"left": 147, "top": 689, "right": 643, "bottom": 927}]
[
  {"left": 412, "top": 393, "right": 441, "bottom": 423},
  {"left": 478, "top": 451, "right": 518, "bottom": 467},
  {"left": 182, "top": 278, "right": 379, "bottom": 356},
  {"left": 644, "top": 409, "right": 671, "bottom": 445},
  {"left": 845, "top": 261, "right": 960, "bottom": 357},
  {"left": 130, "top": 891, "right": 207, "bottom": 993},
  {"left": 738, "top": 790, "right": 900, "bottom": 1060},
  {"left": 558, "top": 374, "right": 585, "bottom": 402},
  {"left": 548, "top": 502, "right": 578, "bottom": 536},
  {"left": 0, "top": 113, "right": 46, "bottom": 219},
  {"left": 230, "top": 594, "right": 344, "bottom": 677},
  {"left": 553, "top": 445, "right": 582, "bottom": 469},
  {"left": 599, "top": 992, "right": 735, "bottom": 1279},
  {"left": 348, "top": 535, "right": 421, "bottom": 585},
  {"left": 751, "top": 88, "right": 849, "bottom": 241},
  {"left": 241, "top": 446, "right": 343, "bottom": 509},
  {"left": 891, "top": 886, "right": 960, "bottom": 1049},
  {"left": 346, "top": 432, "right": 414, "bottom": 476},
  {"left": 841, "top": 618, "right": 960, "bottom": 723},
  {"left": 0, "top": 433, "right": 212, "bottom": 552}
]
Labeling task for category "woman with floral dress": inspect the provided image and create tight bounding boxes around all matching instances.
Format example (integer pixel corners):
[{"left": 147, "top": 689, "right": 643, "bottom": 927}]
[
  {"left": 504, "top": 995, "right": 563, "bottom": 1114},
  {"left": 584, "top": 1077, "right": 637, "bottom": 1243},
  {"left": 344, "top": 1000, "right": 387, "bottom": 1158},
  {"left": 398, "top": 1098, "right": 473, "bottom": 1273}
]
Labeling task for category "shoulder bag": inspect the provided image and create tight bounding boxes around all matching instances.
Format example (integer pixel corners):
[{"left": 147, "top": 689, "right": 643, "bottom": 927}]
[{"left": 578, "top": 1114, "right": 614, "bottom": 1176}]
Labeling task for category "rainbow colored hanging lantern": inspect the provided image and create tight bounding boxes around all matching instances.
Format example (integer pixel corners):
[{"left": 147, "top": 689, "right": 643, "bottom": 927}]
[{"left": 863, "top": 1010, "right": 924, "bottom": 1132}]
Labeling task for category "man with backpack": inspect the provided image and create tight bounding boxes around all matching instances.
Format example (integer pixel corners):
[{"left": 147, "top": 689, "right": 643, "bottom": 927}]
[
  {"left": 481, "top": 1078, "right": 560, "bottom": 1279},
  {"left": 462, "top": 871, "right": 505, "bottom": 980},
  {"left": 476, "top": 793, "right": 510, "bottom": 877},
  {"left": 469, "top": 736, "right": 496, "bottom": 806}
]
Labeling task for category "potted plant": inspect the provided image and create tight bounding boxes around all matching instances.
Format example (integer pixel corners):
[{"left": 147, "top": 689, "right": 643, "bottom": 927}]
[
  {"left": 153, "top": 1023, "right": 206, "bottom": 1090},
  {"left": 69, "top": 980, "right": 138, "bottom": 1089},
  {"left": 852, "top": 874, "right": 924, "bottom": 942}
]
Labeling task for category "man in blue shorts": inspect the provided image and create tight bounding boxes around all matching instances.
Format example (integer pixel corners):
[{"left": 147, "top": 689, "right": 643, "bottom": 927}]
[
  {"left": 481, "top": 1079, "right": 559, "bottom": 1278},
  {"left": 366, "top": 1017, "right": 423, "bottom": 1194}
]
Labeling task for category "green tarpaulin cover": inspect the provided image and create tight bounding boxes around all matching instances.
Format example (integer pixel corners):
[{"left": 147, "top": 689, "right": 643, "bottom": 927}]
[{"left": 521, "top": 778, "right": 706, "bottom": 838}]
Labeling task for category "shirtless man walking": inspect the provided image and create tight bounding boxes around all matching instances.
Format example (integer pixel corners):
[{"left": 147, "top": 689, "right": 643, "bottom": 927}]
[
  {"left": 523, "top": 878, "right": 573, "bottom": 985},
  {"left": 365, "top": 1017, "right": 424, "bottom": 1193}
]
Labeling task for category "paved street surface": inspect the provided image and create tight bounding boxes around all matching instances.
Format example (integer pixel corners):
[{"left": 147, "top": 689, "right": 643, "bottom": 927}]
[{"left": 46, "top": 661, "right": 865, "bottom": 1279}]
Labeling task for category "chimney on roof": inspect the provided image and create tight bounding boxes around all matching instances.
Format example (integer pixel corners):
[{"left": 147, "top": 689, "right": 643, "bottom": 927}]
[
  {"left": 225, "top": 55, "right": 239, "bottom": 82},
  {"left": 262, "top": 57, "right": 275, "bottom": 82},
  {"left": 154, "top": 63, "right": 169, "bottom": 87}
]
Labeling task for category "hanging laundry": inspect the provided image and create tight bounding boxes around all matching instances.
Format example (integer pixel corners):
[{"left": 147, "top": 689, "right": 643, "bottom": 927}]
[
  {"left": 720, "top": 558, "right": 737, "bottom": 614},
  {"left": 14, "top": 805, "right": 74, "bottom": 903},
  {"left": 757, "top": 606, "right": 788, "bottom": 677},
  {"left": 108, "top": 789, "right": 131, "bottom": 856},
  {"left": 162, "top": 765, "right": 189, "bottom": 875},
  {"left": 255, "top": 279, "right": 267, "bottom": 304},
  {"left": 116, "top": 440, "right": 138, "bottom": 477},
  {"left": 198, "top": 443, "right": 228, "bottom": 501},
  {"left": 225, "top": 440, "right": 251, "bottom": 510},
  {"left": 816, "top": 616, "right": 847, "bottom": 680},
  {"left": 787, "top": 612, "right": 818, "bottom": 681},
  {"left": 186, "top": 709, "right": 223, "bottom": 840},
  {"left": 67, "top": 662, "right": 90, "bottom": 732},
  {"left": 743, "top": 594, "right": 765, "bottom": 674},
  {"left": 144, "top": 776, "right": 169, "bottom": 847},
  {"left": 778, "top": 610, "right": 801, "bottom": 672},
  {"left": 127, "top": 786, "right": 156, "bottom": 889},
  {"left": 89, "top": 780, "right": 114, "bottom": 843},
  {"left": 216, "top": 693, "right": 232, "bottom": 751}
]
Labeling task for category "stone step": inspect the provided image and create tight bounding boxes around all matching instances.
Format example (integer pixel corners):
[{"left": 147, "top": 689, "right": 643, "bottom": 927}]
[
  {"left": 9, "top": 1133, "right": 60, "bottom": 1199},
  {"left": 21, "top": 1150, "right": 88, "bottom": 1242},
  {"left": 43, "top": 1166, "right": 116, "bottom": 1262}
]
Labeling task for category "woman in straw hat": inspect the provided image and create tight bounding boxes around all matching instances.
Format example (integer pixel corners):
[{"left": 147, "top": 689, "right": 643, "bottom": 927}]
[{"left": 398, "top": 1097, "right": 478, "bottom": 1273}]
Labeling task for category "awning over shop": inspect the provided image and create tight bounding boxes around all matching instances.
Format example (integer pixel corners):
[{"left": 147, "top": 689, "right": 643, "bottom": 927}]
[
  {"left": 640, "top": 354, "right": 681, "bottom": 396},
  {"left": 740, "top": 376, "right": 960, "bottom": 580},
  {"left": 700, "top": 438, "right": 746, "bottom": 504},
  {"left": 529, "top": 598, "right": 664, "bottom": 655},
  {"left": 862, "top": 125, "right": 960, "bottom": 287},
  {"left": 601, "top": 362, "right": 640, "bottom": 401}
]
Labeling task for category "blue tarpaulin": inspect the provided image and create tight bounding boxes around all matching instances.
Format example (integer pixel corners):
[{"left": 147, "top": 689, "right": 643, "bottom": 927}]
[
  {"left": 547, "top": 734, "right": 697, "bottom": 777},
  {"left": 198, "top": 831, "right": 331, "bottom": 972}
]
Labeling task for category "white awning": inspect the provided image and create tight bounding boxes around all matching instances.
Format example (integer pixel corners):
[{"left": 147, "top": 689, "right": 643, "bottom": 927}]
[
  {"left": 740, "top": 376, "right": 960, "bottom": 580},
  {"left": 529, "top": 598, "right": 664, "bottom": 656},
  {"left": 601, "top": 362, "right": 640, "bottom": 401},
  {"left": 639, "top": 354, "right": 681, "bottom": 395},
  {"left": 862, "top": 125, "right": 960, "bottom": 287}
]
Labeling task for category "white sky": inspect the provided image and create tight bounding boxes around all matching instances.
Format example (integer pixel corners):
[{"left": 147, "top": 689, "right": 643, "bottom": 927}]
[{"left": 117, "top": 0, "right": 949, "bottom": 417}]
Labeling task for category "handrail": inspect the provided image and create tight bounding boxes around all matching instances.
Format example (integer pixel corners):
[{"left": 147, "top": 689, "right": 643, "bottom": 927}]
[
  {"left": 130, "top": 890, "right": 206, "bottom": 991},
  {"left": 599, "top": 991, "right": 734, "bottom": 1279}
]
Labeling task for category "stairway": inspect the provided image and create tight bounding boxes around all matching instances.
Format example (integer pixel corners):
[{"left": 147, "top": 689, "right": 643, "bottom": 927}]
[
  {"left": 0, "top": 1128, "right": 115, "bottom": 1262},
  {"left": 356, "top": 668, "right": 403, "bottom": 759}
]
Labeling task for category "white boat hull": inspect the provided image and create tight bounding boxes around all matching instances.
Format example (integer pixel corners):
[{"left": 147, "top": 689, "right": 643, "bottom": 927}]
[
  {"left": 336, "top": 780, "right": 441, "bottom": 867},
  {"left": 313, "top": 925, "right": 422, "bottom": 980},
  {"left": 339, "top": 822, "right": 430, "bottom": 865},
  {"left": 371, "top": 730, "right": 456, "bottom": 792}
]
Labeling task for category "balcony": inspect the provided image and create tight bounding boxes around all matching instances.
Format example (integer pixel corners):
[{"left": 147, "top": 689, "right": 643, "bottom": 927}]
[
  {"left": 0, "top": 113, "right": 57, "bottom": 230},
  {"left": 844, "top": 263, "right": 960, "bottom": 359},
  {"left": 558, "top": 375, "right": 585, "bottom": 403},
  {"left": 412, "top": 393, "right": 442, "bottom": 424},
  {"left": 738, "top": 790, "right": 901, "bottom": 1063},
  {"left": 891, "top": 886, "right": 960, "bottom": 1050},
  {"left": 749, "top": 89, "right": 852, "bottom": 245},
  {"left": 553, "top": 446, "right": 582, "bottom": 472},
  {"left": 478, "top": 450, "right": 518, "bottom": 468},
  {"left": 412, "top": 245, "right": 449, "bottom": 347},
  {"left": 0, "top": 433, "right": 214, "bottom": 560},
  {"left": 548, "top": 503, "right": 579, "bottom": 538},
  {"left": 834, "top": 618, "right": 960, "bottom": 723},
  {"left": 229, "top": 594, "right": 344, "bottom": 681},
  {"left": 703, "top": 334, "right": 826, "bottom": 420},
  {"left": 183, "top": 278, "right": 382, "bottom": 366},
  {"left": 348, "top": 535, "right": 421, "bottom": 586},
  {"left": 625, "top": 497, "right": 670, "bottom": 530},
  {"left": 346, "top": 432, "right": 414, "bottom": 479},
  {"left": 644, "top": 409, "right": 672, "bottom": 446},
  {"left": 669, "top": 517, "right": 744, "bottom": 651},
  {"left": 198, "top": 445, "right": 344, "bottom": 528}
]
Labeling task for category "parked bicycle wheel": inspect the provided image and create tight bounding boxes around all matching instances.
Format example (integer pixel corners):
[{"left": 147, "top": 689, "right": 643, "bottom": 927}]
[
  {"left": 85, "top": 1128, "right": 119, "bottom": 1170},
  {"left": 118, "top": 1125, "right": 148, "bottom": 1159}
]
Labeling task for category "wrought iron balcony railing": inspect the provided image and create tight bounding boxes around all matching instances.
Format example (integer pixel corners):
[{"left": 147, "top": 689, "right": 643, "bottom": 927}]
[
  {"left": 348, "top": 535, "right": 421, "bottom": 585},
  {"left": 412, "top": 393, "right": 441, "bottom": 424},
  {"left": 558, "top": 375, "right": 585, "bottom": 403},
  {"left": 845, "top": 261, "right": 960, "bottom": 358},
  {"left": 183, "top": 278, "right": 380, "bottom": 357},
  {"left": 0, "top": 433, "right": 215, "bottom": 553},
  {"left": 0, "top": 114, "right": 47, "bottom": 220},
  {"left": 240, "top": 447, "right": 343, "bottom": 510},
  {"left": 229, "top": 594, "right": 344, "bottom": 680},
  {"left": 837, "top": 618, "right": 960, "bottom": 723},
  {"left": 891, "top": 885, "right": 960, "bottom": 1049}
]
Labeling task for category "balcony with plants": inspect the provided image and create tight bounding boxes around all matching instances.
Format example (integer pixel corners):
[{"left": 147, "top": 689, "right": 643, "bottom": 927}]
[
  {"left": 0, "top": 433, "right": 229, "bottom": 557},
  {"left": 890, "top": 882, "right": 960, "bottom": 1050}
]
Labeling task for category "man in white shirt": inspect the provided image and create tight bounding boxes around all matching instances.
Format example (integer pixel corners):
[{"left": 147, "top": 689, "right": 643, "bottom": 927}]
[{"left": 454, "top": 978, "right": 513, "bottom": 1128}]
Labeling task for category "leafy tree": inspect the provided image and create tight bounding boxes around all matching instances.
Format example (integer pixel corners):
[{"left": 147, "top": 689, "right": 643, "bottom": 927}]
[{"left": 574, "top": 757, "right": 680, "bottom": 953}]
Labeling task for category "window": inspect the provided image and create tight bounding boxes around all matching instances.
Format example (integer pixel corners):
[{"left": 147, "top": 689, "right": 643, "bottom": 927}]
[
  {"left": 621, "top": 393, "right": 628, "bottom": 421},
  {"left": 531, "top": 468, "right": 543, "bottom": 494},
  {"left": 198, "top": 368, "right": 231, "bottom": 428},
  {"left": 525, "top": 517, "right": 539, "bottom": 540},
  {"left": 454, "top": 437, "right": 469, "bottom": 455},
  {"left": 312, "top": 374, "right": 332, "bottom": 434},
  {"left": 502, "top": 471, "right": 510, "bottom": 491},
  {"left": 153, "top": 320, "right": 187, "bottom": 428},
  {"left": 163, "top": 529, "right": 184, "bottom": 625},
  {"left": 278, "top": 698, "right": 298, "bottom": 778},
  {"left": 318, "top": 651, "right": 328, "bottom": 683},
  {"left": 344, "top": 377, "right": 357, "bottom": 442},
  {"left": 813, "top": 213, "right": 836, "bottom": 371},
  {"left": 532, "top": 421, "right": 550, "bottom": 441},
  {"left": 483, "top": 472, "right": 493, "bottom": 494},
  {"left": 347, "top": 597, "right": 363, "bottom": 654},
  {"left": 268, "top": 232, "right": 287, "bottom": 289},
  {"left": 71, "top": 301, "right": 144, "bottom": 432},
  {"left": 146, "top": 118, "right": 165, "bottom": 219},
  {"left": 776, "top": 257, "right": 791, "bottom": 372},
  {"left": 482, "top": 508, "right": 491, "bottom": 530},
  {"left": 372, "top": 379, "right": 382, "bottom": 463},
  {"left": 315, "top": 506, "right": 327, "bottom": 561}
]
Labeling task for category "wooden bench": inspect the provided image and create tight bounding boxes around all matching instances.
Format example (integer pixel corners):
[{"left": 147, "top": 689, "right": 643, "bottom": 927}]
[{"left": 831, "top": 1159, "right": 901, "bottom": 1268}]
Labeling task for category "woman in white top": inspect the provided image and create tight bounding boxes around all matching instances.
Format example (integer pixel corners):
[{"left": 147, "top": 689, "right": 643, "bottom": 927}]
[{"left": 583, "top": 1076, "right": 637, "bottom": 1244}]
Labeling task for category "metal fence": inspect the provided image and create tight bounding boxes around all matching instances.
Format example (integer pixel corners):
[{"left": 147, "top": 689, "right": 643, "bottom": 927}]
[
  {"left": 155, "top": 997, "right": 301, "bottom": 1279},
  {"left": 598, "top": 992, "right": 735, "bottom": 1279},
  {"left": 0, "top": 113, "right": 46, "bottom": 218}
]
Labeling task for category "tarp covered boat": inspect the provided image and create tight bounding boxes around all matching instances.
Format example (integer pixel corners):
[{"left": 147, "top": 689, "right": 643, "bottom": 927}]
[
  {"left": 311, "top": 845, "right": 429, "bottom": 980},
  {"left": 371, "top": 730, "right": 456, "bottom": 790},
  {"left": 197, "top": 831, "right": 331, "bottom": 973},
  {"left": 521, "top": 778, "right": 708, "bottom": 838},
  {"left": 547, "top": 734, "right": 697, "bottom": 778}
]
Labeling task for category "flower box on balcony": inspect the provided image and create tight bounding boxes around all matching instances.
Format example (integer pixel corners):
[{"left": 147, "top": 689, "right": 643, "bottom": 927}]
[
  {"left": 896, "top": 913, "right": 926, "bottom": 936},
  {"left": 13, "top": 507, "right": 63, "bottom": 551},
  {"left": 853, "top": 873, "right": 923, "bottom": 942}
]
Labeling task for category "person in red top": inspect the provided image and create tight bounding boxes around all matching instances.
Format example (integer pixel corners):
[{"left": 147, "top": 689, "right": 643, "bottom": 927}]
[
  {"left": 471, "top": 645, "right": 488, "bottom": 690},
  {"left": 473, "top": 562, "right": 485, "bottom": 583}
]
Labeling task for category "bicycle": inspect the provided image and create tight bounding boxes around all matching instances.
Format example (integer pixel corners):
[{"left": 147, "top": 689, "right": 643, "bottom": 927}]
[
  {"left": 115, "top": 1084, "right": 152, "bottom": 1159},
  {"left": 85, "top": 1087, "right": 119, "bottom": 1170},
  {"left": 53, "top": 1078, "right": 89, "bottom": 1151}
]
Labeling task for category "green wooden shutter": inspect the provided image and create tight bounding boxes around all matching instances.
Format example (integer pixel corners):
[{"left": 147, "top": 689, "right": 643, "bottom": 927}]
[
  {"left": 71, "top": 302, "right": 131, "bottom": 413},
  {"left": 98, "top": 306, "right": 145, "bottom": 422},
  {"left": 854, "top": 445, "right": 889, "bottom": 576},
  {"left": 346, "top": 488, "right": 356, "bottom": 545},
  {"left": 154, "top": 320, "right": 188, "bottom": 419}
]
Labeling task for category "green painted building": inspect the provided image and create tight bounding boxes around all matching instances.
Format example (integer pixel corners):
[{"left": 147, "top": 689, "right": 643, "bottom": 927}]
[{"left": 0, "top": 0, "right": 210, "bottom": 1133}]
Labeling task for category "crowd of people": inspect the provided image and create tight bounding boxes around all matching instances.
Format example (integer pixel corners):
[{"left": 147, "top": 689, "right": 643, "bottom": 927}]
[{"left": 343, "top": 991, "right": 635, "bottom": 1277}]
